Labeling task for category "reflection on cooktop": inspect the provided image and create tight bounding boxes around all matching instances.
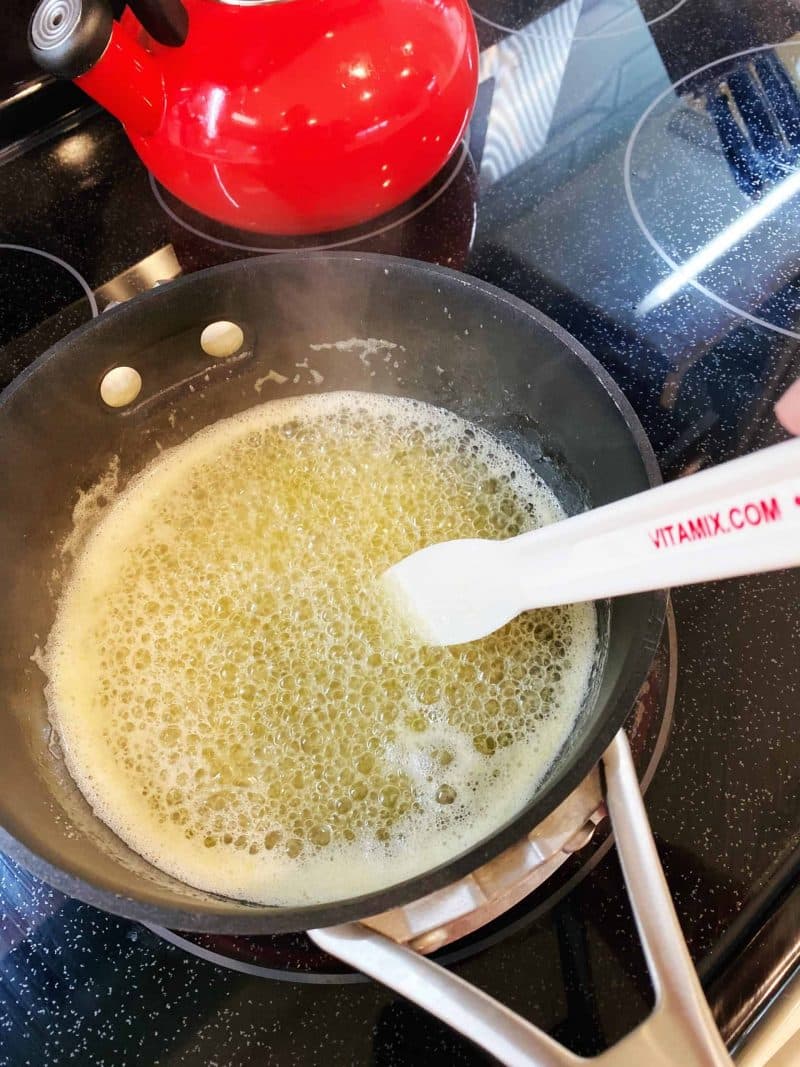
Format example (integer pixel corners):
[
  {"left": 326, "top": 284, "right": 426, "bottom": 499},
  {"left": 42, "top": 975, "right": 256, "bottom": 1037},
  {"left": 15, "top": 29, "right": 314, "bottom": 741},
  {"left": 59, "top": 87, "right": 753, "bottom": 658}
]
[
  {"left": 627, "top": 40, "right": 800, "bottom": 339},
  {"left": 471, "top": 0, "right": 692, "bottom": 40}
]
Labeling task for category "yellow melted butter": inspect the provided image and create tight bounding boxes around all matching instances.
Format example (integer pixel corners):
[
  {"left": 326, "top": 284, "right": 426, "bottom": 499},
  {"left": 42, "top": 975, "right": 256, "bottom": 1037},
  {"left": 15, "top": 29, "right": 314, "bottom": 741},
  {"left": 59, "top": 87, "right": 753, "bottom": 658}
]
[{"left": 44, "top": 392, "right": 597, "bottom": 905}]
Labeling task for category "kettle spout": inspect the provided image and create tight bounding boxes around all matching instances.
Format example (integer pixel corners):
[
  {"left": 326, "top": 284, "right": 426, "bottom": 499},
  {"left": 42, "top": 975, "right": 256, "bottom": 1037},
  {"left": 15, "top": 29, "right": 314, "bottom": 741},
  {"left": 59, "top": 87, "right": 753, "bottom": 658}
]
[{"left": 29, "top": 0, "right": 165, "bottom": 137}]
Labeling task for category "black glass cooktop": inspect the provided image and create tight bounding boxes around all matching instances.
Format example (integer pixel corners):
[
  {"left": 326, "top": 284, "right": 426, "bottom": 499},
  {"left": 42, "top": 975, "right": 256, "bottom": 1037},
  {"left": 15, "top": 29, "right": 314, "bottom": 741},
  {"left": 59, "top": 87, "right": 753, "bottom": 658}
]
[{"left": 2, "top": 0, "right": 800, "bottom": 1063}]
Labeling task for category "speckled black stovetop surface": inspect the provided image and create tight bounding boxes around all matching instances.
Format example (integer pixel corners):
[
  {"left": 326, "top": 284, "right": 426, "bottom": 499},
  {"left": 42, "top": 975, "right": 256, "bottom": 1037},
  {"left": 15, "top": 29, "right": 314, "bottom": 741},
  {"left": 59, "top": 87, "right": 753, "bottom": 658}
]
[{"left": 2, "top": 0, "right": 800, "bottom": 1063}]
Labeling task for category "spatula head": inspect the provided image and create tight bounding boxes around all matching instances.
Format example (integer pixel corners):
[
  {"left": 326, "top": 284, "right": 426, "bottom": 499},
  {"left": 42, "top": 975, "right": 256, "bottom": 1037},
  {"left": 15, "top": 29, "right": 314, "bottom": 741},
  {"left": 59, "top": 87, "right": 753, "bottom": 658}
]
[{"left": 381, "top": 537, "right": 524, "bottom": 647}]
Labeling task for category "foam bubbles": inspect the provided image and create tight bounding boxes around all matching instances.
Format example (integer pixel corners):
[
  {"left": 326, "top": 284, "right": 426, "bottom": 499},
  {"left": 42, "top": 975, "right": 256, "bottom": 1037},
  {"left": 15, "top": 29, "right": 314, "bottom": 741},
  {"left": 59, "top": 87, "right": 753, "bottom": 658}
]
[{"left": 43, "top": 392, "right": 597, "bottom": 905}]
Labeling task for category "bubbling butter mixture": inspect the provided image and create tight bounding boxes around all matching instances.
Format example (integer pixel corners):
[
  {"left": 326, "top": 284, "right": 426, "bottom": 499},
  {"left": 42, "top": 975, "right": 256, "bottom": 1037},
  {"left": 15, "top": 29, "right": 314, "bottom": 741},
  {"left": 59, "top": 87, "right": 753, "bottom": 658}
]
[{"left": 44, "top": 392, "right": 597, "bottom": 905}]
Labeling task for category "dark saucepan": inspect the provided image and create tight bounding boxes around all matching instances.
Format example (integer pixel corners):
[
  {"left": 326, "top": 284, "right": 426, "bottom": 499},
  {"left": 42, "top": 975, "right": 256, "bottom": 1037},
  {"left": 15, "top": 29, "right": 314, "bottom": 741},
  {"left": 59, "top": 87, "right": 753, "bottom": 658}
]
[{"left": 0, "top": 253, "right": 665, "bottom": 933}]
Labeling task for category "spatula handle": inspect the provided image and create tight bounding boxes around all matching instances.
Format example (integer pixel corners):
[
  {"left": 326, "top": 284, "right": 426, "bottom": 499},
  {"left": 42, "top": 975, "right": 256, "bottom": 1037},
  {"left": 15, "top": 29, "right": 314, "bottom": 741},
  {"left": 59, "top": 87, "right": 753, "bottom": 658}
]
[{"left": 515, "top": 437, "right": 800, "bottom": 608}]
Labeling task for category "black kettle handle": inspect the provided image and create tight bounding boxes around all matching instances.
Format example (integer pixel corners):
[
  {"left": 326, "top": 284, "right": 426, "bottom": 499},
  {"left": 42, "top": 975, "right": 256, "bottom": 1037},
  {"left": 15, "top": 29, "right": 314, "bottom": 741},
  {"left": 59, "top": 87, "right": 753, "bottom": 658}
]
[
  {"left": 127, "top": 0, "right": 188, "bottom": 46},
  {"left": 29, "top": 0, "right": 186, "bottom": 79},
  {"left": 30, "top": 0, "right": 113, "bottom": 78}
]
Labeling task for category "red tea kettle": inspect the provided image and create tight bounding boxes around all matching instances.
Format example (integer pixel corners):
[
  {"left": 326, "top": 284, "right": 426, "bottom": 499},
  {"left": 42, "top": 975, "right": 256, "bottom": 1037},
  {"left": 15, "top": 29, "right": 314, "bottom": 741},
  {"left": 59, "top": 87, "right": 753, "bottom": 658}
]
[{"left": 29, "top": 0, "right": 478, "bottom": 235}]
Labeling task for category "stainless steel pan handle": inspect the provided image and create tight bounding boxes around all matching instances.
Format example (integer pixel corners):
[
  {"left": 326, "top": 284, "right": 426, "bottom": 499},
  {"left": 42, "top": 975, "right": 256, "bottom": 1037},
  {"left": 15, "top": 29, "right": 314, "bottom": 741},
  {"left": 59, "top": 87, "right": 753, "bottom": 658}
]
[{"left": 310, "top": 731, "right": 733, "bottom": 1066}]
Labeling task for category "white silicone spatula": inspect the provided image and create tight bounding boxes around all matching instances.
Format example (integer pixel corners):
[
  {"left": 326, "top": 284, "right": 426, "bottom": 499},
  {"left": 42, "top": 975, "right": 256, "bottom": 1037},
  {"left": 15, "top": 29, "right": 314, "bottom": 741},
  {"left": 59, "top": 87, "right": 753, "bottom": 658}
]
[{"left": 382, "top": 437, "right": 800, "bottom": 647}]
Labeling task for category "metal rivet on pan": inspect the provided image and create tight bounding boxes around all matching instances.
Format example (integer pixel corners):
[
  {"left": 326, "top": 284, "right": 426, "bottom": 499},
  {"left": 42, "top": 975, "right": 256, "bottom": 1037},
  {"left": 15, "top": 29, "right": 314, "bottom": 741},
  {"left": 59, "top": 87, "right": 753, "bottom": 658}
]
[
  {"left": 100, "top": 366, "right": 142, "bottom": 408},
  {"left": 200, "top": 320, "right": 244, "bottom": 359}
]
